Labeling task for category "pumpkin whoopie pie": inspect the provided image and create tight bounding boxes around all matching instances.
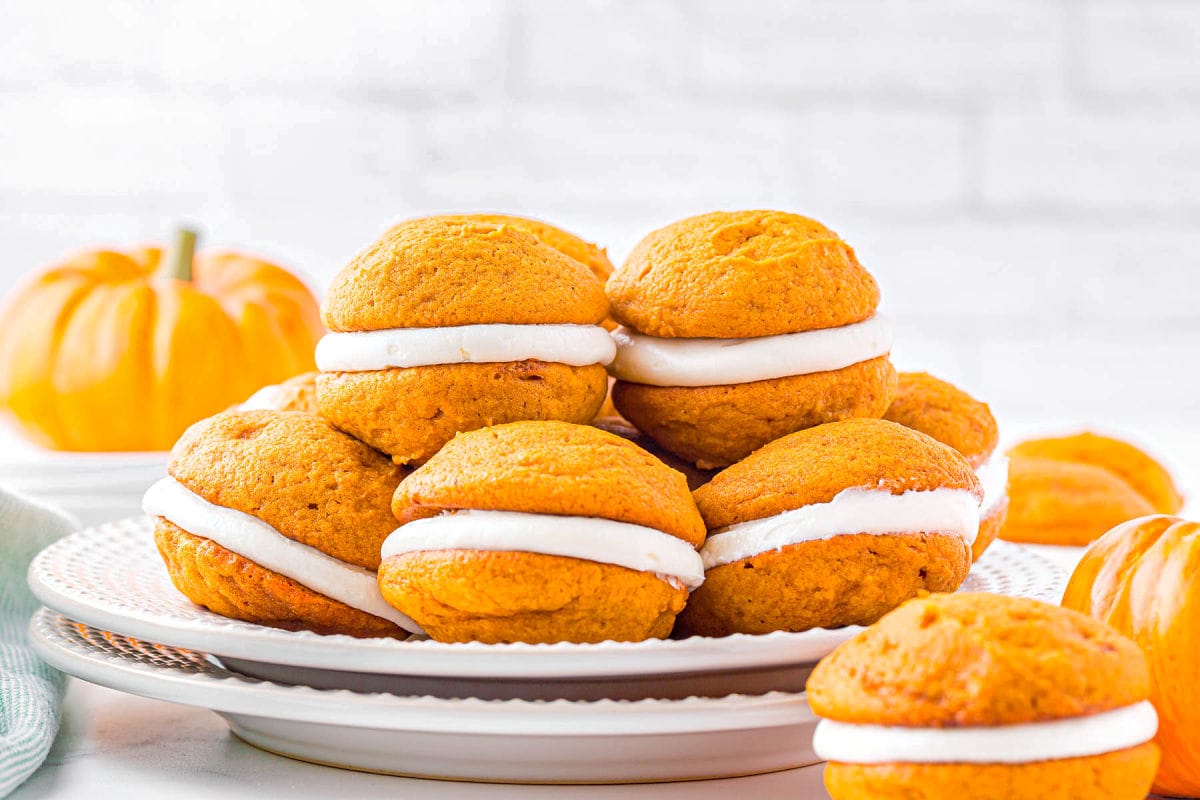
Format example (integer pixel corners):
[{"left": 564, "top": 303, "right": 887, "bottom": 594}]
[
  {"left": 679, "top": 418, "right": 981, "bottom": 636},
  {"left": 883, "top": 372, "right": 1008, "bottom": 561},
  {"left": 378, "top": 420, "right": 706, "bottom": 644},
  {"left": 143, "top": 410, "right": 419, "bottom": 637},
  {"left": 810, "top": 593, "right": 1160, "bottom": 800},
  {"left": 606, "top": 210, "right": 898, "bottom": 469},
  {"left": 238, "top": 371, "right": 320, "bottom": 414},
  {"left": 1009, "top": 431, "right": 1183, "bottom": 514},
  {"left": 1000, "top": 457, "right": 1155, "bottom": 546},
  {"left": 316, "top": 217, "right": 614, "bottom": 465}
]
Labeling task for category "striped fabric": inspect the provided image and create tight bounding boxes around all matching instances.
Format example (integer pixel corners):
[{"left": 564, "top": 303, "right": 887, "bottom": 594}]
[{"left": 0, "top": 486, "right": 75, "bottom": 797}]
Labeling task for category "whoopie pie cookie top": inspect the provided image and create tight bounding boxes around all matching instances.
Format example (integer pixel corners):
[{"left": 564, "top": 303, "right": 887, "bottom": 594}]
[
  {"left": 391, "top": 420, "right": 706, "bottom": 546},
  {"left": 883, "top": 372, "right": 1000, "bottom": 469},
  {"left": 606, "top": 210, "right": 879, "bottom": 339},
  {"left": 323, "top": 217, "right": 609, "bottom": 332},
  {"left": 437, "top": 213, "right": 613, "bottom": 285},
  {"left": 693, "top": 418, "right": 981, "bottom": 531},
  {"left": 807, "top": 592, "right": 1150, "bottom": 727},
  {"left": 168, "top": 410, "right": 406, "bottom": 569}
]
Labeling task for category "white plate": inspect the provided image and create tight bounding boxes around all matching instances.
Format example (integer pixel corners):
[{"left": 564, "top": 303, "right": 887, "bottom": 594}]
[
  {"left": 29, "top": 609, "right": 819, "bottom": 783},
  {"left": 29, "top": 517, "right": 1067, "bottom": 686}
]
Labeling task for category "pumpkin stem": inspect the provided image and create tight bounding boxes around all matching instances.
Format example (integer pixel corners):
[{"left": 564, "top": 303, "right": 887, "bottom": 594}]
[{"left": 162, "top": 227, "right": 198, "bottom": 282}]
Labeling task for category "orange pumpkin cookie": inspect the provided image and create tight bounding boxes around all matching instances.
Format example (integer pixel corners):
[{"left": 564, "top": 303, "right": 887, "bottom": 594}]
[
  {"left": 679, "top": 418, "right": 980, "bottom": 636},
  {"left": 238, "top": 371, "right": 320, "bottom": 414},
  {"left": 1009, "top": 431, "right": 1182, "bottom": 514},
  {"left": 317, "top": 217, "right": 613, "bottom": 465},
  {"left": 143, "top": 410, "right": 415, "bottom": 638},
  {"left": 591, "top": 415, "right": 717, "bottom": 490},
  {"left": 884, "top": 372, "right": 1007, "bottom": 561},
  {"left": 418, "top": 212, "right": 617, "bottom": 330},
  {"left": 427, "top": 213, "right": 613, "bottom": 286},
  {"left": 606, "top": 210, "right": 897, "bottom": 469},
  {"left": 1001, "top": 457, "right": 1155, "bottom": 546},
  {"left": 809, "top": 593, "right": 1160, "bottom": 800},
  {"left": 379, "top": 421, "right": 706, "bottom": 644}
]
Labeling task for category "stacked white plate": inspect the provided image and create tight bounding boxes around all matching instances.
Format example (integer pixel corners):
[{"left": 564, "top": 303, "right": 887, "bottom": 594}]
[
  {"left": 28, "top": 516, "right": 1068, "bottom": 783},
  {"left": 0, "top": 425, "right": 166, "bottom": 526}
]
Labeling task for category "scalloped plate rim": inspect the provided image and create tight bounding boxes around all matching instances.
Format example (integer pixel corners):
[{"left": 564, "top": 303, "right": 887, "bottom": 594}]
[{"left": 29, "top": 516, "right": 1066, "bottom": 680}]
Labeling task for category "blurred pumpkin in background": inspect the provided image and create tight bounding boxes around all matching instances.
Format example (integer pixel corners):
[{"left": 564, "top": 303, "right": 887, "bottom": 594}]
[
  {"left": 1062, "top": 514, "right": 1200, "bottom": 798},
  {"left": 0, "top": 229, "right": 323, "bottom": 451}
]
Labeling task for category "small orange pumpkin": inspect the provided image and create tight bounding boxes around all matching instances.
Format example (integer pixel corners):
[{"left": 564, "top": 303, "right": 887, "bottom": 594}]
[
  {"left": 1063, "top": 515, "right": 1200, "bottom": 797},
  {"left": 0, "top": 230, "right": 323, "bottom": 451}
]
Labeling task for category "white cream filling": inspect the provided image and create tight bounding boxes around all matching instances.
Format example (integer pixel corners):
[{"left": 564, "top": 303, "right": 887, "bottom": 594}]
[
  {"left": 700, "top": 488, "right": 980, "bottom": 571},
  {"left": 315, "top": 323, "right": 617, "bottom": 373},
  {"left": 607, "top": 315, "right": 892, "bottom": 387},
  {"left": 142, "top": 477, "right": 422, "bottom": 634},
  {"left": 238, "top": 384, "right": 287, "bottom": 412},
  {"left": 380, "top": 509, "right": 705, "bottom": 590},
  {"left": 813, "top": 701, "right": 1158, "bottom": 765},
  {"left": 976, "top": 453, "right": 1009, "bottom": 518}
]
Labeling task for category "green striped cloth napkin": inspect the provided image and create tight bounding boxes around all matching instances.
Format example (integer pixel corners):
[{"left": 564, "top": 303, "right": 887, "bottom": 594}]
[{"left": 0, "top": 486, "right": 76, "bottom": 797}]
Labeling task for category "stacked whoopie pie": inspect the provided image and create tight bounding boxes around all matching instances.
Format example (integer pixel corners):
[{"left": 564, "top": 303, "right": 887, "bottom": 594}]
[
  {"left": 883, "top": 372, "right": 1009, "bottom": 561},
  {"left": 148, "top": 209, "right": 1006, "bottom": 645},
  {"left": 606, "top": 210, "right": 897, "bottom": 469},
  {"left": 809, "top": 594, "right": 1160, "bottom": 800},
  {"left": 315, "top": 216, "right": 614, "bottom": 465}
]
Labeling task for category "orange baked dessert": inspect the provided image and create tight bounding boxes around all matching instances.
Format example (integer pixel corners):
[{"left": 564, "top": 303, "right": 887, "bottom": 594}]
[
  {"left": 143, "top": 410, "right": 418, "bottom": 637},
  {"left": 678, "top": 418, "right": 980, "bottom": 636},
  {"left": 238, "top": 371, "right": 320, "bottom": 414},
  {"left": 591, "top": 414, "right": 717, "bottom": 490},
  {"left": 422, "top": 212, "right": 617, "bottom": 330},
  {"left": 809, "top": 593, "right": 1160, "bottom": 800},
  {"left": 316, "top": 217, "right": 613, "bottom": 465},
  {"left": 1001, "top": 432, "right": 1177, "bottom": 546},
  {"left": 429, "top": 212, "right": 613, "bottom": 285},
  {"left": 1009, "top": 431, "right": 1182, "bottom": 513},
  {"left": 378, "top": 421, "right": 706, "bottom": 644},
  {"left": 1001, "top": 458, "right": 1154, "bottom": 546},
  {"left": 883, "top": 372, "right": 1007, "bottom": 560},
  {"left": 606, "top": 210, "right": 898, "bottom": 469}
]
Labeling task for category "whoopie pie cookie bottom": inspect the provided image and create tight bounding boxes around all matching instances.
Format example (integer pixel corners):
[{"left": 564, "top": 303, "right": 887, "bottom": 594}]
[
  {"left": 612, "top": 355, "right": 897, "bottom": 469},
  {"left": 677, "top": 531, "right": 969, "bottom": 637},
  {"left": 823, "top": 743, "right": 1160, "bottom": 800},
  {"left": 378, "top": 550, "right": 688, "bottom": 644},
  {"left": 156, "top": 521, "right": 406, "bottom": 638},
  {"left": 318, "top": 361, "right": 609, "bottom": 465}
]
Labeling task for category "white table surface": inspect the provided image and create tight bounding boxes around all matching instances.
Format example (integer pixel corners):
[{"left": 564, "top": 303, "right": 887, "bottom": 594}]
[{"left": 13, "top": 679, "right": 832, "bottom": 799}]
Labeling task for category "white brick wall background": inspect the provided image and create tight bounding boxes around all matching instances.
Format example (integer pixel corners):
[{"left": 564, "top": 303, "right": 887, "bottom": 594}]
[{"left": 2, "top": 0, "right": 1199, "bottom": 442}]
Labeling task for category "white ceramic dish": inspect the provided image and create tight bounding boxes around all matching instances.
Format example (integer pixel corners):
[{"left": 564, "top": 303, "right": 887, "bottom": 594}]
[
  {"left": 0, "top": 430, "right": 167, "bottom": 525},
  {"left": 29, "top": 609, "right": 819, "bottom": 783},
  {"left": 29, "top": 517, "right": 1067, "bottom": 691},
  {"left": 1017, "top": 544, "right": 1086, "bottom": 586}
]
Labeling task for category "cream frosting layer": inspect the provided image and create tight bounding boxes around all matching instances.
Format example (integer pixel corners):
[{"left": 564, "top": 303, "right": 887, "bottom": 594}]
[
  {"left": 143, "top": 477, "right": 422, "bottom": 634},
  {"left": 607, "top": 315, "right": 892, "bottom": 387},
  {"left": 699, "top": 488, "right": 980, "bottom": 571},
  {"left": 976, "top": 453, "right": 1009, "bottom": 517},
  {"left": 380, "top": 509, "right": 705, "bottom": 589},
  {"left": 315, "top": 324, "right": 617, "bottom": 373},
  {"left": 813, "top": 701, "right": 1158, "bottom": 765}
]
